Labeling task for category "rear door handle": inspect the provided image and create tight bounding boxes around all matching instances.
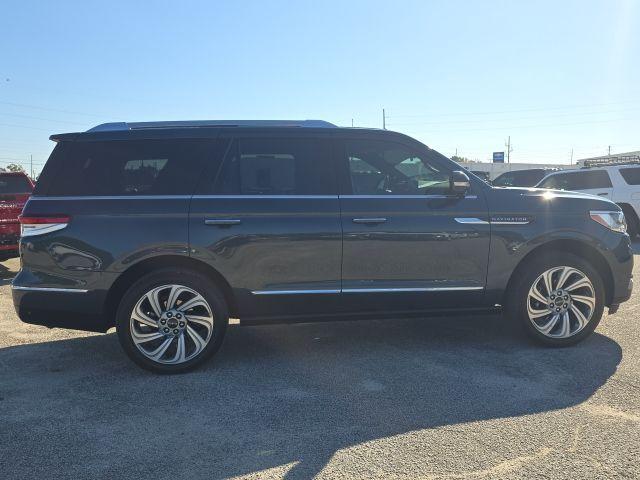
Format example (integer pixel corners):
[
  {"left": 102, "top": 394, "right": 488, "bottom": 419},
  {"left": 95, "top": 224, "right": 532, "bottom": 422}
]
[
  {"left": 204, "top": 219, "right": 242, "bottom": 226},
  {"left": 597, "top": 192, "right": 609, "bottom": 196},
  {"left": 352, "top": 217, "right": 387, "bottom": 224}
]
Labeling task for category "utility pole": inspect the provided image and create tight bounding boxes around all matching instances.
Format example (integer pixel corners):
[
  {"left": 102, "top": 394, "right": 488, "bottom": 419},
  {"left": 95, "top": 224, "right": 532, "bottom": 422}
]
[
  {"left": 30, "top": 154, "right": 33, "bottom": 179},
  {"left": 505, "top": 136, "right": 513, "bottom": 164},
  {"left": 382, "top": 108, "right": 386, "bottom": 130},
  {"left": 351, "top": 118, "right": 354, "bottom": 127},
  {"left": 570, "top": 148, "right": 574, "bottom": 165},
  {"left": 608, "top": 145, "right": 611, "bottom": 156}
]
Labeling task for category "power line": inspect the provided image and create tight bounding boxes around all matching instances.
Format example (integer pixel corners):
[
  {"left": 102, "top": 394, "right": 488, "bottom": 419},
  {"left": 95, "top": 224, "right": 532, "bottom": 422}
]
[{"left": 386, "top": 99, "right": 640, "bottom": 119}]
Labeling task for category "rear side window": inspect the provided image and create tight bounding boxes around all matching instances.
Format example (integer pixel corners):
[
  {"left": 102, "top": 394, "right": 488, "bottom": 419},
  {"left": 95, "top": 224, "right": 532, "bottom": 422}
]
[
  {"left": 45, "top": 139, "right": 213, "bottom": 196},
  {"left": 213, "top": 137, "right": 336, "bottom": 195},
  {"left": 538, "top": 170, "right": 612, "bottom": 190},
  {"left": 0, "top": 175, "right": 32, "bottom": 194},
  {"left": 619, "top": 167, "right": 640, "bottom": 185}
]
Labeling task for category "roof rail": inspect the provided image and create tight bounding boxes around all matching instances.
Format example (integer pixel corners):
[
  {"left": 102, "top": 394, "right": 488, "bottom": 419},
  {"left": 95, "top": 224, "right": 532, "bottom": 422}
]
[
  {"left": 87, "top": 120, "right": 337, "bottom": 132},
  {"left": 582, "top": 156, "right": 640, "bottom": 168}
]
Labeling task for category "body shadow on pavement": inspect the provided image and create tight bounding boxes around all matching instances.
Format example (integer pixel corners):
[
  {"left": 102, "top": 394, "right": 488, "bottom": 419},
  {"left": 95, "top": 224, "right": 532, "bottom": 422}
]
[{"left": 0, "top": 313, "right": 621, "bottom": 479}]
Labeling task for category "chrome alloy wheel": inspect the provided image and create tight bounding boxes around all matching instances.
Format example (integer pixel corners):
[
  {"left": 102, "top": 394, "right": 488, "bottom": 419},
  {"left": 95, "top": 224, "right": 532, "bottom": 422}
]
[
  {"left": 527, "top": 266, "right": 596, "bottom": 338},
  {"left": 130, "top": 284, "right": 214, "bottom": 364}
]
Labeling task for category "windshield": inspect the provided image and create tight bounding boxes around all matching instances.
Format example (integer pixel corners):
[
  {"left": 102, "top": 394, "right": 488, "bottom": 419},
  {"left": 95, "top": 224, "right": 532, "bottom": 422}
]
[{"left": 0, "top": 175, "right": 32, "bottom": 194}]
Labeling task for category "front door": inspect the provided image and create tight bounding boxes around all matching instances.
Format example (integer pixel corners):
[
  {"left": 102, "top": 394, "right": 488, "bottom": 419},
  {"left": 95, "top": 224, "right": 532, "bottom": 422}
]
[{"left": 337, "top": 135, "right": 491, "bottom": 311}]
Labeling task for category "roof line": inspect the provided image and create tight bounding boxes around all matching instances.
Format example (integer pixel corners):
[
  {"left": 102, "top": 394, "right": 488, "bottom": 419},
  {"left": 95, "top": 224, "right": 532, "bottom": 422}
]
[{"left": 87, "top": 120, "right": 337, "bottom": 132}]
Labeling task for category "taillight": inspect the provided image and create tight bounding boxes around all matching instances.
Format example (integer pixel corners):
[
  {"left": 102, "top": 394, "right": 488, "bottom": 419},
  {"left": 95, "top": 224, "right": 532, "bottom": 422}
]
[{"left": 19, "top": 215, "right": 70, "bottom": 237}]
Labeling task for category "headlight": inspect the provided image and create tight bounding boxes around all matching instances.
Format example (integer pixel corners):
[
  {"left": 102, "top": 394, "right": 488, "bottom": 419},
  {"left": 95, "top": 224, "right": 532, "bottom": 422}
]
[{"left": 590, "top": 210, "right": 627, "bottom": 233}]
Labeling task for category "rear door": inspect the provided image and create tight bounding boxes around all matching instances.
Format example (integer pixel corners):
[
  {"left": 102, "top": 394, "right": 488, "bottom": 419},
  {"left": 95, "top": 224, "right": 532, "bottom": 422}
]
[
  {"left": 189, "top": 131, "right": 342, "bottom": 320},
  {"left": 336, "top": 133, "right": 491, "bottom": 312},
  {"left": 539, "top": 170, "right": 613, "bottom": 198}
]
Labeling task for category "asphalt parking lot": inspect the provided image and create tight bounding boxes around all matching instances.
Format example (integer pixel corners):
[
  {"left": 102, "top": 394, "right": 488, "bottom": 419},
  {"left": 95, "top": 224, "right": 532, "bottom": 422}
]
[{"left": 1, "top": 252, "right": 639, "bottom": 480}]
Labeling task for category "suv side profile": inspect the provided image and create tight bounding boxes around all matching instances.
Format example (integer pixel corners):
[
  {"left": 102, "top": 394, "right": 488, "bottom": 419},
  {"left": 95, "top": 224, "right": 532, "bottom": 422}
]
[
  {"left": 13, "top": 121, "right": 634, "bottom": 373},
  {"left": 0, "top": 171, "right": 34, "bottom": 261},
  {"left": 537, "top": 163, "right": 640, "bottom": 237}
]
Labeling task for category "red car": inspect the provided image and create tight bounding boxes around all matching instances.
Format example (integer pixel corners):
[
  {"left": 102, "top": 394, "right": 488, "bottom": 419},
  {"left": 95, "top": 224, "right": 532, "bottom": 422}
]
[{"left": 0, "top": 171, "right": 34, "bottom": 261}]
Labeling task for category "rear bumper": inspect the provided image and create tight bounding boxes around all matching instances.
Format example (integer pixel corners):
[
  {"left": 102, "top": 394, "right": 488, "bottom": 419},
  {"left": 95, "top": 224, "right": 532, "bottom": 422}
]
[
  {"left": 11, "top": 285, "right": 110, "bottom": 333},
  {"left": 0, "top": 223, "right": 20, "bottom": 252}
]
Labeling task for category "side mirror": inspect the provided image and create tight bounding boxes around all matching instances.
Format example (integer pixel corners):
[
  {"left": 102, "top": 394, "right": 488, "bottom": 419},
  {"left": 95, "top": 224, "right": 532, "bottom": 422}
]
[{"left": 450, "top": 170, "right": 471, "bottom": 196}]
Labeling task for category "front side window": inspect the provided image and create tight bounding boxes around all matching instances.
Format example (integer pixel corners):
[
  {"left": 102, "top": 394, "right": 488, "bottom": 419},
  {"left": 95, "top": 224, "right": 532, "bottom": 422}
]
[
  {"left": 345, "top": 139, "right": 451, "bottom": 195},
  {"left": 538, "top": 170, "right": 612, "bottom": 190},
  {"left": 214, "top": 137, "right": 335, "bottom": 195}
]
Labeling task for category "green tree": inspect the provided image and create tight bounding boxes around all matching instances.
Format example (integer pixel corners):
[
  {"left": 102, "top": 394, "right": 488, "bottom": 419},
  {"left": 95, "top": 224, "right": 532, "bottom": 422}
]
[{"left": 6, "top": 163, "right": 26, "bottom": 173}]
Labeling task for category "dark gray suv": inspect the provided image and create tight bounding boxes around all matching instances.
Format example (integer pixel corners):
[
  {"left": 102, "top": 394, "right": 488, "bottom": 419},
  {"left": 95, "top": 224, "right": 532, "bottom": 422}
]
[{"left": 13, "top": 120, "right": 634, "bottom": 372}]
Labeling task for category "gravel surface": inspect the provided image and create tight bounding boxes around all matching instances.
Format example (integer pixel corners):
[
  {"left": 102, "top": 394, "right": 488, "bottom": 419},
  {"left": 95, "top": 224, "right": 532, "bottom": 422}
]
[{"left": 1, "top": 252, "right": 639, "bottom": 479}]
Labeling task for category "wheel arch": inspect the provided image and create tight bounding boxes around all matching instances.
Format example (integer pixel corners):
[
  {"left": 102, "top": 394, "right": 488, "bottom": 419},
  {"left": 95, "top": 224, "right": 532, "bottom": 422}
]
[
  {"left": 617, "top": 202, "right": 639, "bottom": 236},
  {"left": 104, "top": 255, "right": 238, "bottom": 328},
  {"left": 503, "top": 239, "right": 614, "bottom": 307}
]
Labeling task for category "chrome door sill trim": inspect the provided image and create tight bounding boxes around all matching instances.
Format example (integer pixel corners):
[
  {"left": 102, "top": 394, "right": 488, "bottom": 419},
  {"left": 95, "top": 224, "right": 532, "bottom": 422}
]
[
  {"left": 340, "top": 195, "right": 478, "bottom": 200},
  {"left": 11, "top": 285, "right": 89, "bottom": 293},
  {"left": 252, "top": 286, "right": 484, "bottom": 295},
  {"left": 342, "top": 286, "right": 484, "bottom": 293},
  {"left": 252, "top": 289, "right": 341, "bottom": 295}
]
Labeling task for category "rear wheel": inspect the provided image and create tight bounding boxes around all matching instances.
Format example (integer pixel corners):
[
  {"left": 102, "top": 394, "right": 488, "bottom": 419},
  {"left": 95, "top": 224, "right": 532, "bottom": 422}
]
[
  {"left": 116, "top": 268, "right": 228, "bottom": 373},
  {"left": 506, "top": 253, "right": 604, "bottom": 346}
]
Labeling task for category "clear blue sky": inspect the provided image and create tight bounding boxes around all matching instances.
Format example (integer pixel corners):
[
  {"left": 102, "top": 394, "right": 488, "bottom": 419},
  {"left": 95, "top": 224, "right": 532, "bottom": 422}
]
[{"left": 1, "top": 0, "right": 639, "bottom": 174}]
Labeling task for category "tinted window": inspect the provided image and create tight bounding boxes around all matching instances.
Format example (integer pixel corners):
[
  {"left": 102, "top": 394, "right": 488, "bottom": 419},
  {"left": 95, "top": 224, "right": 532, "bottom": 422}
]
[
  {"left": 214, "top": 138, "right": 335, "bottom": 195},
  {"left": 46, "top": 139, "right": 212, "bottom": 196},
  {"left": 493, "top": 170, "right": 545, "bottom": 187},
  {"left": 0, "top": 175, "right": 32, "bottom": 194},
  {"left": 345, "top": 139, "right": 451, "bottom": 195},
  {"left": 620, "top": 167, "right": 640, "bottom": 185},
  {"left": 538, "top": 170, "right": 612, "bottom": 190}
]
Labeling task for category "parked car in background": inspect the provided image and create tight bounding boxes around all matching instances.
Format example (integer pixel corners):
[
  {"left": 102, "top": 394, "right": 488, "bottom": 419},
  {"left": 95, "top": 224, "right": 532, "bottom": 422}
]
[
  {"left": 536, "top": 161, "right": 640, "bottom": 237},
  {"left": 0, "top": 171, "right": 34, "bottom": 261},
  {"left": 470, "top": 170, "right": 491, "bottom": 182},
  {"left": 12, "top": 120, "right": 633, "bottom": 373},
  {"left": 493, "top": 168, "right": 558, "bottom": 187}
]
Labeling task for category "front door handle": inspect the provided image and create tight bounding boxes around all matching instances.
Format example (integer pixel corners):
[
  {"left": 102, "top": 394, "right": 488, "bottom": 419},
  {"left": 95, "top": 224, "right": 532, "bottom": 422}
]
[
  {"left": 597, "top": 192, "right": 609, "bottom": 196},
  {"left": 205, "top": 219, "right": 242, "bottom": 226},
  {"left": 352, "top": 217, "right": 387, "bottom": 224}
]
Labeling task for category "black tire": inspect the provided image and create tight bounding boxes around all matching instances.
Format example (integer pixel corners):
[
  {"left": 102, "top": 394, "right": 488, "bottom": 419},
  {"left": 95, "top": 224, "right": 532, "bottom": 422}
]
[
  {"left": 619, "top": 204, "right": 639, "bottom": 239},
  {"left": 116, "top": 268, "right": 228, "bottom": 373},
  {"left": 506, "top": 252, "right": 605, "bottom": 347}
]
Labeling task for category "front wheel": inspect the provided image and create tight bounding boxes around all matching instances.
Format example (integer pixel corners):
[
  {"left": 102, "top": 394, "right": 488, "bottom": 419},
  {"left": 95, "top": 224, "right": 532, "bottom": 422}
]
[
  {"left": 116, "top": 268, "right": 228, "bottom": 373},
  {"left": 506, "top": 253, "right": 605, "bottom": 346}
]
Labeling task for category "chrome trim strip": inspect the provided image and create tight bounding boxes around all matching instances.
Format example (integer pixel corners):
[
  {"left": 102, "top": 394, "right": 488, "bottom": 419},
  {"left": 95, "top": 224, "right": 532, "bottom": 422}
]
[
  {"left": 454, "top": 217, "right": 489, "bottom": 225},
  {"left": 339, "top": 195, "right": 478, "bottom": 199},
  {"left": 11, "top": 285, "right": 89, "bottom": 293},
  {"left": 31, "top": 194, "right": 478, "bottom": 200},
  {"left": 193, "top": 195, "right": 338, "bottom": 199},
  {"left": 342, "top": 286, "right": 484, "bottom": 293},
  {"left": 29, "top": 195, "right": 191, "bottom": 201},
  {"left": 252, "top": 286, "right": 484, "bottom": 295},
  {"left": 251, "top": 289, "right": 341, "bottom": 295}
]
